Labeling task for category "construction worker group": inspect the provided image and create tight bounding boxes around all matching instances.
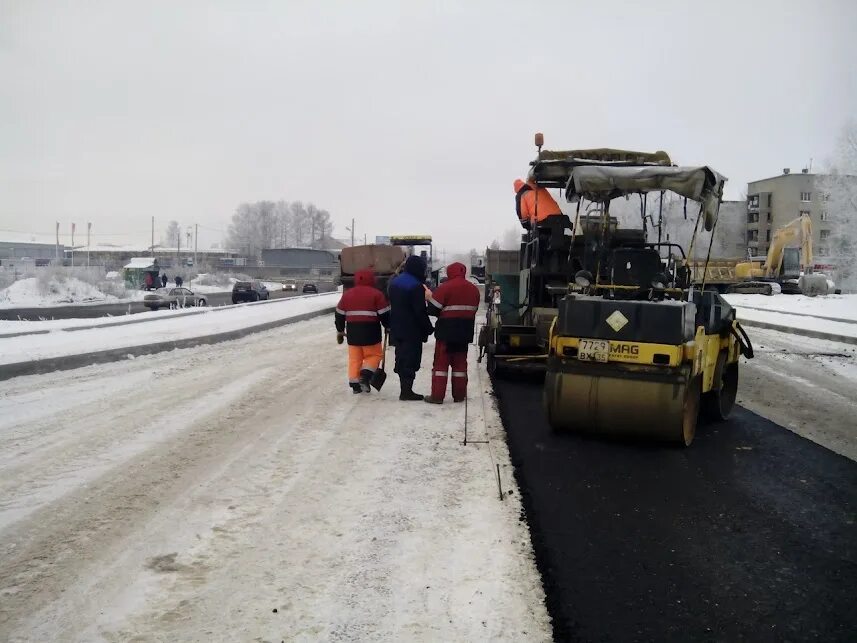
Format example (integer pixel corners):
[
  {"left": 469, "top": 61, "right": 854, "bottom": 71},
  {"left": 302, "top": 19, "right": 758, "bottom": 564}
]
[{"left": 335, "top": 257, "right": 479, "bottom": 404}]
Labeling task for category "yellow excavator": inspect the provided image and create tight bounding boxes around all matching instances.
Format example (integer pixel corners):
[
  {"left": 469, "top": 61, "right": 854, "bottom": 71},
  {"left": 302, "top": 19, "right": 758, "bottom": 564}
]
[
  {"left": 538, "top": 137, "right": 754, "bottom": 446},
  {"left": 731, "top": 214, "right": 833, "bottom": 295}
]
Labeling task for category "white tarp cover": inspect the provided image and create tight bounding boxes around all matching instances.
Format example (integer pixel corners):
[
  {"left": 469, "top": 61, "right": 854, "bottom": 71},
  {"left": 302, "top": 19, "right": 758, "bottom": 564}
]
[
  {"left": 124, "top": 257, "right": 156, "bottom": 269},
  {"left": 565, "top": 165, "right": 726, "bottom": 230}
]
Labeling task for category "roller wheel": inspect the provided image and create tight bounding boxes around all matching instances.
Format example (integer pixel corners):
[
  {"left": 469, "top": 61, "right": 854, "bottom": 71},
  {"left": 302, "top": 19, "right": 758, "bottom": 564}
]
[
  {"left": 486, "top": 351, "right": 497, "bottom": 377},
  {"left": 680, "top": 377, "right": 702, "bottom": 446},
  {"left": 703, "top": 357, "right": 738, "bottom": 421}
]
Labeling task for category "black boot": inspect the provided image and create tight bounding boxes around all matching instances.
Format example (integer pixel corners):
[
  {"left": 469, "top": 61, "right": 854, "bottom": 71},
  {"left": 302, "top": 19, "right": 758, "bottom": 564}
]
[
  {"left": 398, "top": 377, "right": 423, "bottom": 401},
  {"left": 350, "top": 383, "right": 363, "bottom": 394},
  {"left": 359, "top": 369, "right": 373, "bottom": 393}
]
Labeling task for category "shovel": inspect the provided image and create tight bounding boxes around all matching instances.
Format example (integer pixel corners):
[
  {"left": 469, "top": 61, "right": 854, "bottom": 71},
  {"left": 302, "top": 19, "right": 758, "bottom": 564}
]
[{"left": 370, "top": 331, "right": 389, "bottom": 391}]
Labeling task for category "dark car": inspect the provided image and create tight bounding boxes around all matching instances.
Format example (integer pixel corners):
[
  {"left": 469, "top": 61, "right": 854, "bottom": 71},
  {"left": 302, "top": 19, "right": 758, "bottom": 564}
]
[
  {"left": 232, "top": 280, "right": 270, "bottom": 304},
  {"left": 302, "top": 283, "right": 319, "bottom": 294}
]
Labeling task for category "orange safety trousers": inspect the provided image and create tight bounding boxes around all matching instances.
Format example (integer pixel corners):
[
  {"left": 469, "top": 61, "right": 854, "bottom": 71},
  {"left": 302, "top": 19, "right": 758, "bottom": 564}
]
[{"left": 348, "top": 343, "right": 383, "bottom": 382}]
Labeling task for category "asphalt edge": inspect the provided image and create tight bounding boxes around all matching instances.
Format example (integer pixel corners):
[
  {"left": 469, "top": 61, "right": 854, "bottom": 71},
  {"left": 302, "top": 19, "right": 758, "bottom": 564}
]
[
  {"left": 738, "top": 318, "right": 857, "bottom": 346},
  {"left": 0, "top": 306, "right": 335, "bottom": 382}
]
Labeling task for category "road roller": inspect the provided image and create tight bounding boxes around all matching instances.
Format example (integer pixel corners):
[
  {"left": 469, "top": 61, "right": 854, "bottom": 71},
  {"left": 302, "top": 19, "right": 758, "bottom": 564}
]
[{"left": 536, "top": 141, "right": 754, "bottom": 445}]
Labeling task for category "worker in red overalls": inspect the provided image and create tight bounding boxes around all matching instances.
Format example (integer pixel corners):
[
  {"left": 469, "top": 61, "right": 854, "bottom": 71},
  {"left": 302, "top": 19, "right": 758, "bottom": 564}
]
[
  {"left": 335, "top": 270, "right": 391, "bottom": 394},
  {"left": 424, "top": 262, "right": 480, "bottom": 403}
]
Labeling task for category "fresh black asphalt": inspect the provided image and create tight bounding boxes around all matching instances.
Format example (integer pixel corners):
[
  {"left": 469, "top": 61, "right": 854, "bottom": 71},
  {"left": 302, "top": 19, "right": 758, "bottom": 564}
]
[{"left": 494, "top": 378, "right": 857, "bottom": 642}]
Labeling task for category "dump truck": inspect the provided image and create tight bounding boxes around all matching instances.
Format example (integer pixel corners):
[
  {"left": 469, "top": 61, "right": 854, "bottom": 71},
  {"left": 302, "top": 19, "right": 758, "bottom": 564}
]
[
  {"left": 338, "top": 244, "right": 406, "bottom": 292},
  {"left": 532, "top": 136, "right": 754, "bottom": 446}
]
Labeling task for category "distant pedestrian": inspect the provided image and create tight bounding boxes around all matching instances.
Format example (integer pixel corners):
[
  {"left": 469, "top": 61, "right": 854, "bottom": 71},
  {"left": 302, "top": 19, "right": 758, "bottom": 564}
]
[
  {"left": 387, "top": 255, "right": 433, "bottom": 401},
  {"left": 175, "top": 275, "right": 183, "bottom": 287},
  {"left": 161, "top": 273, "right": 168, "bottom": 288}
]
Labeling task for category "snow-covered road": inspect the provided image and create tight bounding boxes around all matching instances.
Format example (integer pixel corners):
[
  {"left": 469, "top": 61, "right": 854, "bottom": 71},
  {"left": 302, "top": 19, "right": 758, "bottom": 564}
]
[{"left": 0, "top": 316, "right": 550, "bottom": 641}]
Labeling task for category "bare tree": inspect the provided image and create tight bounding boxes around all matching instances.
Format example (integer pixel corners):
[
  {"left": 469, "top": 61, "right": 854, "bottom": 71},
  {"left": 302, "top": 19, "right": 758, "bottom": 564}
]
[{"left": 226, "top": 199, "right": 337, "bottom": 259}]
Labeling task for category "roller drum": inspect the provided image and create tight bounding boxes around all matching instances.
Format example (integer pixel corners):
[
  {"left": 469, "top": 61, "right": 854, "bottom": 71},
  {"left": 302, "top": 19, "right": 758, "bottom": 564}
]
[{"left": 544, "top": 366, "right": 700, "bottom": 446}]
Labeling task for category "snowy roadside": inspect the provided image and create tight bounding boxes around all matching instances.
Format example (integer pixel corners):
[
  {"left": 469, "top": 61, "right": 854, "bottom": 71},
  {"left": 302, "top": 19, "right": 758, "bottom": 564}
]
[
  {"left": 0, "top": 318, "right": 551, "bottom": 640},
  {"left": 0, "top": 293, "right": 338, "bottom": 366},
  {"left": 0, "top": 305, "right": 208, "bottom": 334},
  {"left": 725, "top": 293, "right": 857, "bottom": 341},
  {"left": 724, "top": 293, "right": 857, "bottom": 321},
  {"left": 736, "top": 326, "right": 857, "bottom": 461}
]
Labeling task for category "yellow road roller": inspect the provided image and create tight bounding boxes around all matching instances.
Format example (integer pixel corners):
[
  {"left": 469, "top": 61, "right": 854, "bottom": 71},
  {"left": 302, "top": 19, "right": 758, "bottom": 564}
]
[{"left": 538, "top": 147, "right": 754, "bottom": 445}]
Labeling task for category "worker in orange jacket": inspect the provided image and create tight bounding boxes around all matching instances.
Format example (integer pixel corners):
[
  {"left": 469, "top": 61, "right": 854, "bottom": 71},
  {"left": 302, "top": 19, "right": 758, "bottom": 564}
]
[
  {"left": 513, "top": 178, "right": 563, "bottom": 228},
  {"left": 335, "top": 270, "right": 391, "bottom": 394}
]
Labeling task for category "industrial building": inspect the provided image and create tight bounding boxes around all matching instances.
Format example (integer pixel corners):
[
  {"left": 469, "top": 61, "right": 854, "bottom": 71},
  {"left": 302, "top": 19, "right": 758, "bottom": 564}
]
[{"left": 0, "top": 240, "right": 66, "bottom": 266}]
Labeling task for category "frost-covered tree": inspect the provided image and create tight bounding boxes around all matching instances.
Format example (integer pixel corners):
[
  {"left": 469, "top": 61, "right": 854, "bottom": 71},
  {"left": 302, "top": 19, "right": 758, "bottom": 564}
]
[
  {"left": 817, "top": 119, "right": 857, "bottom": 290},
  {"left": 162, "top": 220, "right": 181, "bottom": 247},
  {"left": 226, "top": 200, "right": 337, "bottom": 258}
]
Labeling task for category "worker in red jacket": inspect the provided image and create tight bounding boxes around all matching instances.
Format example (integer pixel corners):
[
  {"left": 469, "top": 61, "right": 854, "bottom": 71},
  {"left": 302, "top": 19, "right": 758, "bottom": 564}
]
[
  {"left": 424, "top": 262, "right": 480, "bottom": 403},
  {"left": 335, "top": 269, "right": 391, "bottom": 394}
]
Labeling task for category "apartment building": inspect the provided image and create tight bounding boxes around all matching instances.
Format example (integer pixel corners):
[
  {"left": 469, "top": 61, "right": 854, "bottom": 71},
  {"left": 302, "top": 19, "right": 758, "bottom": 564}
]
[{"left": 745, "top": 168, "right": 833, "bottom": 258}]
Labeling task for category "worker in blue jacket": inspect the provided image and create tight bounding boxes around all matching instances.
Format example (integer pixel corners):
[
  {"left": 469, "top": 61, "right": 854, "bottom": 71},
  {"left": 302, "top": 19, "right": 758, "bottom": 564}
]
[{"left": 387, "top": 255, "right": 434, "bottom": 401}]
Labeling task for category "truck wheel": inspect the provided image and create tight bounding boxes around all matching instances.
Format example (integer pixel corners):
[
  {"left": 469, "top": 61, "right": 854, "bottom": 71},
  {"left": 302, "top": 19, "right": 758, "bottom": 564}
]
[{"left": 198, "top": 298, "right": 207, "bottom": 307}]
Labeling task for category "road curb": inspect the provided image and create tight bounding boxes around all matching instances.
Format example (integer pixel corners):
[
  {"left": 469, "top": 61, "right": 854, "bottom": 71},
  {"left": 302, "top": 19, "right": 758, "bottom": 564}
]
[
  {"left": 738, "top": 318, "right": 857, "bottom": 346},
  {"left": 0, "top": 306, "right": 335, "bottom": 382}
]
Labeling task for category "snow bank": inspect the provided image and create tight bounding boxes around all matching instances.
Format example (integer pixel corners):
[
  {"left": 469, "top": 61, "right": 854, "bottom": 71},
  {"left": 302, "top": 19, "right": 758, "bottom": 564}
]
[
  {"left": 0, "top": 306, "right": 202, "bottom": 335},
  {"left": 0, "top": 277, "right": 119, "bottom": 308},
  {"left": 0, "top": 293, "right": 338, "bottom": 366}
]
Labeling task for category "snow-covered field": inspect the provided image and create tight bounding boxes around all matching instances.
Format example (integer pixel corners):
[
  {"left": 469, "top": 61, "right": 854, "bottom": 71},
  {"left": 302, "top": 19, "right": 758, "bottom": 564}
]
[
  {"left": 0, "top": 294, "right": 338, "bottom": 366},
  {"left": 0, "top": 318, "right": 550, "bottom": 640},
  {"left": 725, "top": 293, "right": 857, "bottom": 339}
]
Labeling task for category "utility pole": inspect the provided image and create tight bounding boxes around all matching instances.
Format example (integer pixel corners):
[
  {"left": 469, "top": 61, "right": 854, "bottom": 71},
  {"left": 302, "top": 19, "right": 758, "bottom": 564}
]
[
  {"left": 364, "top": 233, "right": 367, "bottom": 245},
  {"left": 151, "top": 216, "right": 155, "bottom": 258},
  {"left": 194, "top": 223, "right": 198, "bottom": 268},
  {"left": 177, "top": 226, "right": 181, "bottom": 268},
  {"left": 55, "top": 222, "right": 59, "bottom": 264},
  {"left": 87, "top": 222, "right": 91, "bottom": 267},
  {"left": 71, "top": 223, "right": 75, "bottom": 267},
  {"left": 351, "top": 218, "right": 355, "bottom": 247}
]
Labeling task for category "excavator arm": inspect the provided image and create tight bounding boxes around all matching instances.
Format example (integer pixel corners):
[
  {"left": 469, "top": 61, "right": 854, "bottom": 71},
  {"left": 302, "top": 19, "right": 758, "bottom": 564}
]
[{"left": 763, "top": 214, "right": 813, "bottom": 277}]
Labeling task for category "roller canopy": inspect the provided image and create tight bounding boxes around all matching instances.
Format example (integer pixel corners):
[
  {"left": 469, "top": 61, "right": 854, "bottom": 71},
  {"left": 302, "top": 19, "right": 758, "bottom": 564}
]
[{"left": 564, "top": 165, "right": 727, "bottom": 231}]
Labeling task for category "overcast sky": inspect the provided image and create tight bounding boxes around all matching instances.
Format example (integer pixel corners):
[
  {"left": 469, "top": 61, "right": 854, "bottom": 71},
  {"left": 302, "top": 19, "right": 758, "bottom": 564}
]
[{"left": 1, "top": 0, "right": 855, "bottom": 253}]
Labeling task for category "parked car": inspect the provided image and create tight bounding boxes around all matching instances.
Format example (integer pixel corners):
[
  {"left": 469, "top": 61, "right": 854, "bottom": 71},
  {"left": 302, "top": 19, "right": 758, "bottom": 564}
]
[
  {"left": 232, "top": 280, "right": 270, "bottom": 304},
  {"left": 302, "top": 283, "right": 319, "bottom": 294},
  {"left": 282, "top": 281, "right": 298, "bottom": 291},
  {"left": 143, "top": 287, "right": 207, "bottom": 311}
]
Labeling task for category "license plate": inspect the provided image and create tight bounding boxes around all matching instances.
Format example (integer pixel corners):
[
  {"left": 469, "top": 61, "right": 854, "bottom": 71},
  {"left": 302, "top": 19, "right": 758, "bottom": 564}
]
[{"left": 578, "top": 339, "right": 609, "bottom": 362}]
